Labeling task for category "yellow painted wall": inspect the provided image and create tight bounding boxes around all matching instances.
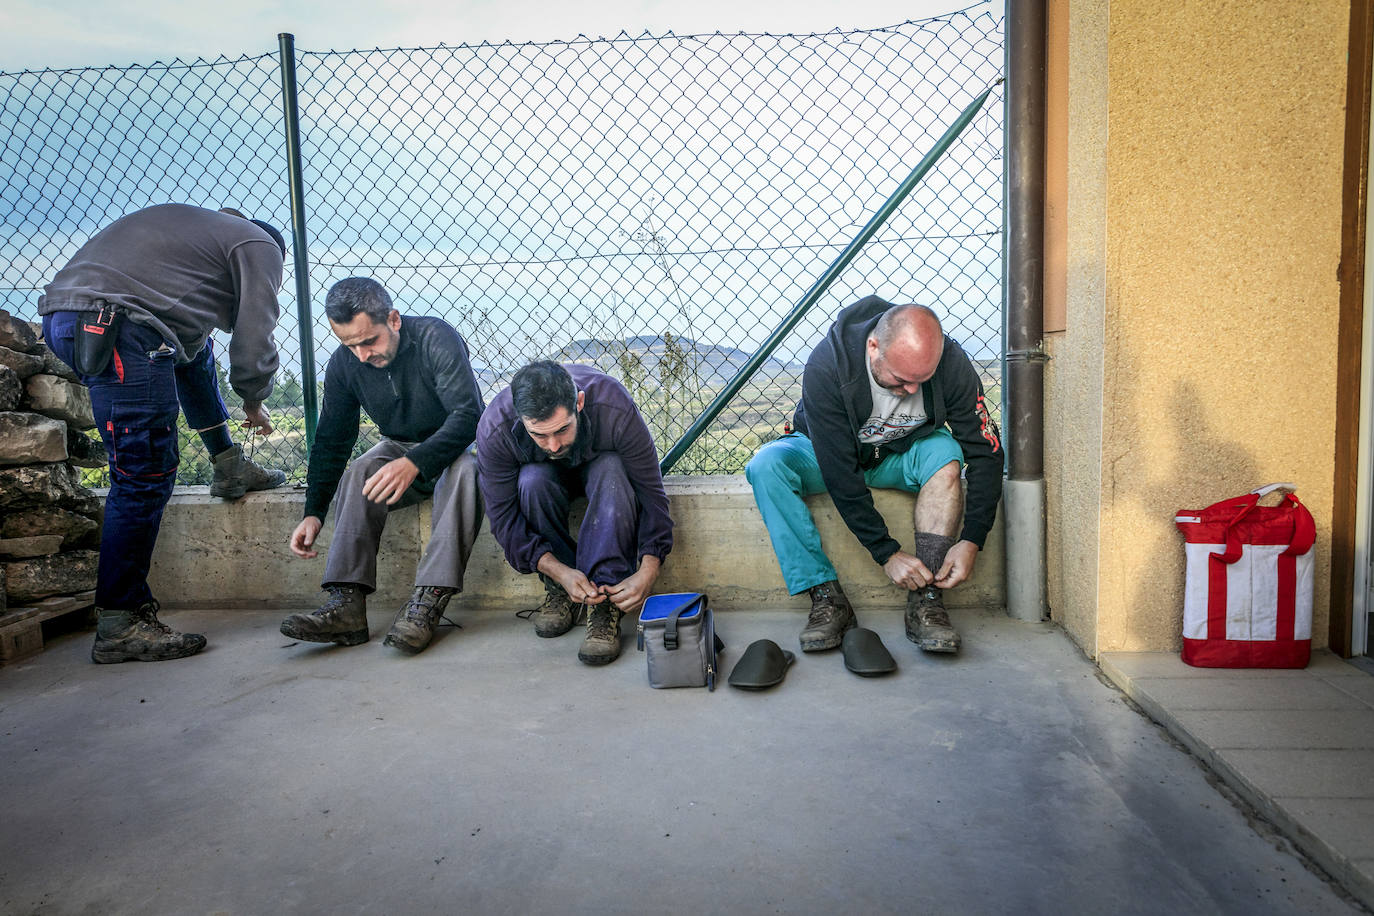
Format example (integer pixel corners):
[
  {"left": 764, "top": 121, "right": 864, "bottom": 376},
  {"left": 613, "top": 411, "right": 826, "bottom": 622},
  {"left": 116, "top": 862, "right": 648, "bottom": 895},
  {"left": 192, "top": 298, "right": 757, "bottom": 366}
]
[
  {"left": 1050, "top": 0, "right": 1347, "bottom": 654},
  {"left": 1048, "top": 0, "right": 1107, "bottom": 654}
]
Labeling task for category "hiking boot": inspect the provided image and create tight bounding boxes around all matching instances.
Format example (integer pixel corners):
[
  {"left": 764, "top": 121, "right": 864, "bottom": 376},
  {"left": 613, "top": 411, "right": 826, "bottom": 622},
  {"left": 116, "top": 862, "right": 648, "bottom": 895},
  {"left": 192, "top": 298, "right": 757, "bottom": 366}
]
[
  {"left": 905, "top": 587, "right": 961, "bottom": 653},
  {"left": 210, "top": 444, "right": 287, "bottom": 499},
  {"left": 799, "top": 580, "right": 857, "bottom": 652},
  {"left": 382, "top": 586, "right": 455, "bottom": 655},
  {"left": 533, "top": 579, "right": 577, "bottom": 638},
  {"left": 577, "top": 603, "right": 623, "bottom": 666},
  {"left": 279, "top": 585, "right": 369, "bottom": 646},
  {"left": 91, "top": 600, "right": 207, "bottom": 663}
]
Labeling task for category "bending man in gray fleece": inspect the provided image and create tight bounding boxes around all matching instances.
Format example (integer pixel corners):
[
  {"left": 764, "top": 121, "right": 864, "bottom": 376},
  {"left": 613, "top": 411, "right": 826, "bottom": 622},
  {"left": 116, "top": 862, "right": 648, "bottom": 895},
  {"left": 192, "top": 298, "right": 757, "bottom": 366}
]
[{"left": 39, "top": 203, "right": 288, "bottom": 663}]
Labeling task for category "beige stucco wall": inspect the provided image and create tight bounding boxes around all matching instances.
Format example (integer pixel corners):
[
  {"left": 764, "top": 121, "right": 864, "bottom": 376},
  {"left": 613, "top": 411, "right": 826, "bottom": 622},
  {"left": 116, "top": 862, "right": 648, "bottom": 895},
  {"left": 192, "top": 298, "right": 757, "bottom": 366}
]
[
  {"left": 1049, "top": 0, "right": 1348, "bottom": 655},
  {"left": 1047, "top": 0, "right": 1108, "bottom": 654}
]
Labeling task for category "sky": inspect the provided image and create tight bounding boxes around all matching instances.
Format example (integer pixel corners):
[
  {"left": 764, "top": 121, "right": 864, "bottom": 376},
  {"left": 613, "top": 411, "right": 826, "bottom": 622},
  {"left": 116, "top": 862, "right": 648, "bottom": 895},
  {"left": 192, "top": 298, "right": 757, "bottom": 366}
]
[{"left": 0, "top": 0, "right": 986, "bottom": 72}]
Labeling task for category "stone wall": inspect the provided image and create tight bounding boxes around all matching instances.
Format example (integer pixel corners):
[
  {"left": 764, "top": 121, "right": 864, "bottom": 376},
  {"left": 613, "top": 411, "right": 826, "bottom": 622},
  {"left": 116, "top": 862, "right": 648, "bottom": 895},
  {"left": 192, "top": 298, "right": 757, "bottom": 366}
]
[{"left": 0, "top": 309, "right": 102, "bottom": 613}]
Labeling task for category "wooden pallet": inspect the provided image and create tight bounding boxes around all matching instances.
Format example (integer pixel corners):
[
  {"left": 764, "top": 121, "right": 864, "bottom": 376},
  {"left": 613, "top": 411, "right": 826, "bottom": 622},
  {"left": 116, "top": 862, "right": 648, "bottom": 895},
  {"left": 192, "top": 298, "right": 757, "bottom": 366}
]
[{"left": 0, "top": 590, "right": 96, "bottom": 665}]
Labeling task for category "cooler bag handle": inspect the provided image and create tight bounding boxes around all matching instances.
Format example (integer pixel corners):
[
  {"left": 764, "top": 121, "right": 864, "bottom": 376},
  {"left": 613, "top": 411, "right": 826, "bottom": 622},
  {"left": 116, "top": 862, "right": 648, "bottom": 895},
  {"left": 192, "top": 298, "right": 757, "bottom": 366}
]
[
  {"left": 1280, "top": 493, "right": 1316, "bottom": 557},
  {"left": 663, "top": 593, "right": 706, "bottom": 650},
  {"left": 1215, "top": 483, "right": 1309, "bottom": 564}
]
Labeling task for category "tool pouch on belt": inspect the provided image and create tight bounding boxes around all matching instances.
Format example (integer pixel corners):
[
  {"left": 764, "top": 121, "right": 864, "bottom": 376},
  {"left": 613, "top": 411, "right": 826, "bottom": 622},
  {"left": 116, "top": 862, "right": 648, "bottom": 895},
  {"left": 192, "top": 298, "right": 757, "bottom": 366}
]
[{"left": 74, "top": 303, "right": 125, "bottom": 376}]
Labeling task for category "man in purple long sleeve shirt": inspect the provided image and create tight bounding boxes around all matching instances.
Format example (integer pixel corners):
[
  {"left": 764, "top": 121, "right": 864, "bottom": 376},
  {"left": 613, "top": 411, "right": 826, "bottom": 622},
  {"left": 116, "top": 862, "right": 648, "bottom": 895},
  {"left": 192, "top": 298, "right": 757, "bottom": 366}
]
[{"left": 477, "top": 361, "right": 673, "bottom": 666}]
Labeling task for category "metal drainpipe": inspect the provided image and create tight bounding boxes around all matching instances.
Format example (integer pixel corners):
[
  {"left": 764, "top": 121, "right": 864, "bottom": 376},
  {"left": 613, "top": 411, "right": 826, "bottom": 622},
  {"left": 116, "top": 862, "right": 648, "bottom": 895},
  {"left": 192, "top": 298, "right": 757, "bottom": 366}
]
[{"left": 1004, "top": 0, "right": 1049, "bottom": 621}]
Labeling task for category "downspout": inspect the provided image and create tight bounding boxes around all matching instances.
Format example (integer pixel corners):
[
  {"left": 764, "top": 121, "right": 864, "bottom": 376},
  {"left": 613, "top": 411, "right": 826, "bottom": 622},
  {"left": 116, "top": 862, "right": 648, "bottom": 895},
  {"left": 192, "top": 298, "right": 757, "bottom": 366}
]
[{"left": 1004, "top": 0, "right": 1049, "bottom": 621}]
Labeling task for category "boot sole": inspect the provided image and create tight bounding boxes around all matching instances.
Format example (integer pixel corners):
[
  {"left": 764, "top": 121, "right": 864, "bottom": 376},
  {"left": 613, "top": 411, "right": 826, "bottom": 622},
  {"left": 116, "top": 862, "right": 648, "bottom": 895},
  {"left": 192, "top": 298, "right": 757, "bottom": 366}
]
[
  {"left": 577, "top": 645, "right": 621, "bottom": 665},
  {"left": 577, "top": 652, "right": 619, "bottom": 665},
  {"left": 279, "top": 624, "right": 369, "bottom": 646},
  {"left": 800, "top": 633, "right": 843, "bottom": 652},
  {"left": 906, "top": 629, "right": 961, "bottom": 653},
  {"left": 209, "top": 484, "right": 247, "bottom": 500},
  {"left": 91, "top": 641, "right": 206, "bottom": 663},
  {"left": 210, "top": 479, "right": 287, "bottom": 499},
  {"left": 382, "top": 633, "right": 429, "bottom": 655}
]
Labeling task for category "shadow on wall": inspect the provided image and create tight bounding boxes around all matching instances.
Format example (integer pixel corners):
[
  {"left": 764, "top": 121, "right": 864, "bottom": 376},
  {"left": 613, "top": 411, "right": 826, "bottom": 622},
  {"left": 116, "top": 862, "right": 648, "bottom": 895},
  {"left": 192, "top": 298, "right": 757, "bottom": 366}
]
[{"left": 1118, "top": 378, "right": 1262, "bottom": 653}]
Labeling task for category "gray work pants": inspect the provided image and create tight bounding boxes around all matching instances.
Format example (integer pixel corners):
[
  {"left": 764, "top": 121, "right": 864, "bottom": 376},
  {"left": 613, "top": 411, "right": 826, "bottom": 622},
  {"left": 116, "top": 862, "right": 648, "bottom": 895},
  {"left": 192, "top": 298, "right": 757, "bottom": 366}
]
[{"left": 322, "top": 440, "right": 481, "bottom": 593}]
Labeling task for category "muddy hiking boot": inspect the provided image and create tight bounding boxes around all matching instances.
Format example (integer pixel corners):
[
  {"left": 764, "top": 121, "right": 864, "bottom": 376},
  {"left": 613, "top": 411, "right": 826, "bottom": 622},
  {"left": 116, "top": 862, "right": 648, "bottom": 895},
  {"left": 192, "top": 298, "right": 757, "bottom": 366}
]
[
  {"left": 905, "top": 586, "right": 961, "bottom": 654},
  {"left": 578, "top": 604, "right": 623, "bottom": 666},
  {"left": 91, "top": 600, "right": 207, "bottom": 664},
  {"left": 210, "top": 444, "right": 287, "bottom": 500},
  {"left": 799, "top": 579, "right": 857, "bottom": 652},
  {"left": 383, "top": 586, "right": 456, "bottom": 655},
  {"left": 279, "top": 585, "right": 369, "bottom": 646},
  {"left": 533, "top": 578, "right": 577, "bottom": 638}
]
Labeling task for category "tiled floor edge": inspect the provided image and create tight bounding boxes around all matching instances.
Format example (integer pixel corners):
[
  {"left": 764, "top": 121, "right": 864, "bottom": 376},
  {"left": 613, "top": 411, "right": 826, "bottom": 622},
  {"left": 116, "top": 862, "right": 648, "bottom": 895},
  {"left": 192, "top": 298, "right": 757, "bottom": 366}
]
[{"left": 1097, "top": 654, "right": 1374, "bottom": 911}]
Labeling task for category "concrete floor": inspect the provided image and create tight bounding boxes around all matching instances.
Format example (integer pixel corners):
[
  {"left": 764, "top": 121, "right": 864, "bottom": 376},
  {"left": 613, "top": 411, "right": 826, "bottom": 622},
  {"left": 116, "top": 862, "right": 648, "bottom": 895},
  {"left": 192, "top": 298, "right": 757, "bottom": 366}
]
[
  {"left": 0, "top": 605, "right": 1365, "bottom": 916},
  {"left": 1101, "top": 649, "right": 1374, "bottom": 909}
]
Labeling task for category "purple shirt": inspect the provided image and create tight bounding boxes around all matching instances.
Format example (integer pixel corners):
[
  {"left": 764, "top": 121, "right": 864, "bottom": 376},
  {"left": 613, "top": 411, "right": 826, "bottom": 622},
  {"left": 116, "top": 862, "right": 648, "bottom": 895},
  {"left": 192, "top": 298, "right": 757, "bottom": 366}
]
[{"left": 477, "top": 364, "right": 673, "bottom": 575}]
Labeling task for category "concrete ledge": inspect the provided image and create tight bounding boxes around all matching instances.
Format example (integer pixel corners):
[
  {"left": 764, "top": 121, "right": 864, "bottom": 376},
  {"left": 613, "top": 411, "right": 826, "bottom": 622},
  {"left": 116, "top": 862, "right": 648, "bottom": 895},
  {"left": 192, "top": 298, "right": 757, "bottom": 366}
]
[{"left": 148, "top": 475, "right": 1005, "bottom": 613}]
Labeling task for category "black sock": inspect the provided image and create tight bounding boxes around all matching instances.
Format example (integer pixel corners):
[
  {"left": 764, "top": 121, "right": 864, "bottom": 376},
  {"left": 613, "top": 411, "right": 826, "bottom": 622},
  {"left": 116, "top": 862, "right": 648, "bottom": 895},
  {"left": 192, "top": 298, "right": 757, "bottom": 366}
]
[{"left": 200, "top": 424, "right": 234, "bottom": 456}]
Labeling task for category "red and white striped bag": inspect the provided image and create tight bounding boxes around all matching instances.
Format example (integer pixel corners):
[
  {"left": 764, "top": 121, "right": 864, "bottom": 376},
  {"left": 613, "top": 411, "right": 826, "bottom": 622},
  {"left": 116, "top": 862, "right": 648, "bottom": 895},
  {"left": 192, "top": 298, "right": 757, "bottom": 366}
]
[{"left": 1174, "top": 483, "right": 1316, "bottom": 668}]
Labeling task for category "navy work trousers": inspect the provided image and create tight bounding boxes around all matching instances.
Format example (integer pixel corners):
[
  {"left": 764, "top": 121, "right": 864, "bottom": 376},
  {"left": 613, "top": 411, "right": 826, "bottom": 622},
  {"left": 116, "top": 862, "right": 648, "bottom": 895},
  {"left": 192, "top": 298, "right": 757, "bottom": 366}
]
[
  {"left": 517, "top": 453, "right": 639, "bottom": 587},
  {"left": 44, "top": 310, "right": 231, "bottom": 610}
]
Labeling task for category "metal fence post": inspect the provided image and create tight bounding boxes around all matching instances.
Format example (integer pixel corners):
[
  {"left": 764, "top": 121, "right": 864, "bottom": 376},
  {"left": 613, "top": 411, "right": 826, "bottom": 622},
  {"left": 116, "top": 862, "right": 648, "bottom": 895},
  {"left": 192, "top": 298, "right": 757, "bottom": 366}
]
[{"left": 278, "top": 32, "right": 318, "bottom": 447}]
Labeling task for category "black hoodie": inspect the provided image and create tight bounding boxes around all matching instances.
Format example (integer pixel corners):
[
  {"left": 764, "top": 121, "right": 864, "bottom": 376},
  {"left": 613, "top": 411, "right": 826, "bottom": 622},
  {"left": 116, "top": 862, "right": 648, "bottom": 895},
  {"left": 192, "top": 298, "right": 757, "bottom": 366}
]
[{"left": 793, "top": 296, "right": 1003, "bottom": 564}]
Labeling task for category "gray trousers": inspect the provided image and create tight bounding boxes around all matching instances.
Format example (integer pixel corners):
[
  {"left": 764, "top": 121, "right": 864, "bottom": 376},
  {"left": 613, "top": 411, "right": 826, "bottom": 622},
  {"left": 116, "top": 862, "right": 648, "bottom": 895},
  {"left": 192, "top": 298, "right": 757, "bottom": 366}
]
[{"left": 322, "top": 440, "right": 482, "bottom": 593}]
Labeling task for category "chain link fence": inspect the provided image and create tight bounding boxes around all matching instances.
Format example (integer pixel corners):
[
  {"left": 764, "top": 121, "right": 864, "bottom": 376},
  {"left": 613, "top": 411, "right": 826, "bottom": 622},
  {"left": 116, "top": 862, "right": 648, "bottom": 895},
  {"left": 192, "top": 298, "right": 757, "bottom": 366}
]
[
  {"left": 0, "top": 54, "right": 298, "bottom": 485},
  {"left": 1, "top": 7, "right": 1004, "bottom": 482}
]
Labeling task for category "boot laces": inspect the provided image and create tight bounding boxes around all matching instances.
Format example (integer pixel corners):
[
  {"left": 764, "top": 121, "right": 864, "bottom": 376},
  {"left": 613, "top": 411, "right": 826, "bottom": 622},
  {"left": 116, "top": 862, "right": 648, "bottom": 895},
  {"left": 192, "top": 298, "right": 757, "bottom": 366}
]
[
  {"left": 134, "top": 601, "right": 172, "bottom": 635},
  {"left": 916, "top": 587, "right": 950, "bottom": 627},
  {"left": 404, "top": 588, "right": 447, "bottom": 623},
  {"left": 517, "top": 585, "right": 572, "bottom": 621},
  {"left": 585, "top": 603, "right": 618, "bottom": 641},
  {"left": 541, "top": 589, "right": 572, "bottom": 615},
  {"left": 406, "top": 588, "right": 463, "bottom": 629},
  {"left": 403, "top": 591, "right": 433, "bottom": 622},
  {"left": 806, "top": 589, "right": 839, "bottom": 630},
  {"left": 318, "top": 586, "right": 353, "bottom": 618}
]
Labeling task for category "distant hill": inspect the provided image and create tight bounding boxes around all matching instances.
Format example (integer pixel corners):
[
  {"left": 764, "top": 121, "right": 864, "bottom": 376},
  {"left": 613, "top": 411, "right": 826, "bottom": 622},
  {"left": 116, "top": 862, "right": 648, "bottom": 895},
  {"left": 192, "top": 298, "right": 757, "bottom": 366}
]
[
  {"left": 472, "top": 341, "right": 997, "bottom": 395},
  {"left": 471, "top": 335, "right": 802, "bottom": 390},
  {"left": 547, "top": 335, "right": 803, "bottom": 387}
]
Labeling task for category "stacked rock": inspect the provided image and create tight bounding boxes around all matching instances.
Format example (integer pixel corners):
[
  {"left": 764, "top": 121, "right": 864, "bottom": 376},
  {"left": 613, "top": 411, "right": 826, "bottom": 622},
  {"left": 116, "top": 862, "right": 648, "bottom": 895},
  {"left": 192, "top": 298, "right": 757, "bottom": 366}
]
[{"left": 0, "top": 308, "right": 103, "bottom": 618}]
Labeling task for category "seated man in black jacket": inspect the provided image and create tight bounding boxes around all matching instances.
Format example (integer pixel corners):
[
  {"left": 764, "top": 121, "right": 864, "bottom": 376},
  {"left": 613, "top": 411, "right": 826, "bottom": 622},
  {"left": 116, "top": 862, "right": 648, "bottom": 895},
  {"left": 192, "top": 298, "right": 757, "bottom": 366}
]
[
  {"left": 745, "top": 297, "right": 1003, "bottom": 655},
  {"left": 281, "top": 277, "right": 485, "bottom": 655}
]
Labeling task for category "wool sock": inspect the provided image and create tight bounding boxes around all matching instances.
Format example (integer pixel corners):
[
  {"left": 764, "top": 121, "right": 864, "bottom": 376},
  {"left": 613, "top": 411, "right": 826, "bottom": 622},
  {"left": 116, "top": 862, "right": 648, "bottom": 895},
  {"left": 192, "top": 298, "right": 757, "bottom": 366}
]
[{"left": 912, "top": 531, "right": 957, "bottom": 595}]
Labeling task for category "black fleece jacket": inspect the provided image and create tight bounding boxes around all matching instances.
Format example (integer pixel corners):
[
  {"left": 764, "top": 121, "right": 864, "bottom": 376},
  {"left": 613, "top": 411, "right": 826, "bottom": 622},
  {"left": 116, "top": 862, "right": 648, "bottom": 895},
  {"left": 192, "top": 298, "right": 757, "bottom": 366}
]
[
  {"left": 303, "top": 315, "right": 484, "bottom": 521},
  {"left": 793, "top": 296, "right": 1004, "bottom": 564}
]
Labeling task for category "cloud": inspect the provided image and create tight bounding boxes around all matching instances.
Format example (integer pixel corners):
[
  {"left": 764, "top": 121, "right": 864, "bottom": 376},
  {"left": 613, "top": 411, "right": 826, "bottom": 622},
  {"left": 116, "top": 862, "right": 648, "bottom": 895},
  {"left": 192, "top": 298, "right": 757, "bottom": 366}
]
[{"left": 1, "top": 0, "right": 983, "bottom": 71}]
